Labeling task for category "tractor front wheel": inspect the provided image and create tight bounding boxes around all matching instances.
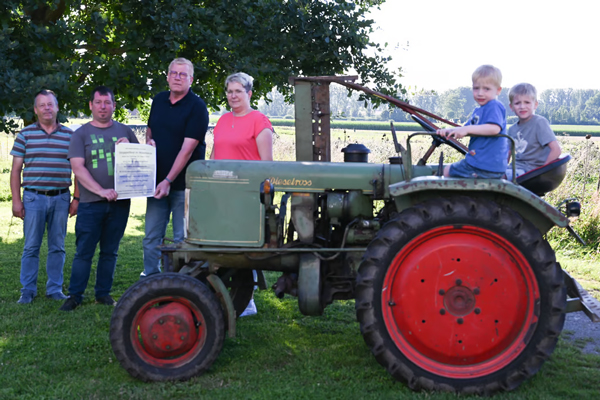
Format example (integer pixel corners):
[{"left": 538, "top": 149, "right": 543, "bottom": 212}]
[
  {"left": 356, "top": 196, "right": 565, "bottom": 394},
  {"left": 110, "top": 273, "right": 225, "bottom": 381}
]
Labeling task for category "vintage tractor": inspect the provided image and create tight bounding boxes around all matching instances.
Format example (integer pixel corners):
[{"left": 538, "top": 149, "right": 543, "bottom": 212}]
[{"left": 109, "top": 76, "right": 600, "bottom": 394}]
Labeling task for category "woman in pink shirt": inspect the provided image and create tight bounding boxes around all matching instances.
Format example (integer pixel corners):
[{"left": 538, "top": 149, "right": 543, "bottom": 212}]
[
  {"left": 210, "top": 72, "right": 273, "bottom": 161},
  {"left": 210, "top": 72, "right": 274, "bottom": 317}
]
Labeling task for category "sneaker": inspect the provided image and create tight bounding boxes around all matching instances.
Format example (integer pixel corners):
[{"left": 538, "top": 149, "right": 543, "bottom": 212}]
[
  {"left": 17, "top": 292, "right": 34, "bottom": 304},
  {"left": 46, "top": 292, "right": 68, "bottom": 301},
  {"left": 240, "top": 298, "right": 257, "bottom": 317},
  {"left": 95, "top": 295, "right": 116, "bottom": 306},
  {"left": 59, "top": 296, "right": 81, "bottom": 311},
  {"left": 139, "top": 270, "right": 161, "bottom": 280}
]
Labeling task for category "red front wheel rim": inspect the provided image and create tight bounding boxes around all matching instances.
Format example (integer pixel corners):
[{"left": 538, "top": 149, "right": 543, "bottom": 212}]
[
  {"left": 131, "top": 296, "right": 207, "bottom": 368},
  {"left": 382, "top": 225, "right": 540, "bottom": 379}
]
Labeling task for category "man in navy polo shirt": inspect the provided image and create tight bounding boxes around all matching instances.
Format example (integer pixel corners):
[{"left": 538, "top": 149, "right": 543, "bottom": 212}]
[
  {"left": 141, "top": 57, "right": 209, "bottom": 277},
  {"left": 10, "top": 89, "right": 80, "bottom": 304}
]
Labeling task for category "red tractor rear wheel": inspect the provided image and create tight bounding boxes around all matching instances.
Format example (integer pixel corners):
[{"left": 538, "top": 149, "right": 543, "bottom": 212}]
[
  {"left": 356, "top": 196, "right": 566, "bottom": 394},
  {"left": 110, "top": 273, "right": 225, "bottom": 381}
]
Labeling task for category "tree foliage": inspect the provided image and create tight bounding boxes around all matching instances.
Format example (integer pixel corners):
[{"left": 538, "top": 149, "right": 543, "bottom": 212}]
[
  {"left": 1, "top": 0, "right": 398, "bottom": 133},
  {"left": 537, "top": 89, "right": 600, "bottom": 125},
  {"left": 399, "top": 87, "right": 599, "bottom": 126},
  {"left": 257, "top": 88, "right": 294, "bottom": 118},
  {"left": 257, "top": 85, "right": 600, "bottom": 127}
]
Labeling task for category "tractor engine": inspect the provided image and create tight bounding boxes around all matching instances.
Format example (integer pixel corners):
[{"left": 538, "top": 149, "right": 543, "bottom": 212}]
[{"left": 183, "top": 152, "right": 435, "bottom": 314}]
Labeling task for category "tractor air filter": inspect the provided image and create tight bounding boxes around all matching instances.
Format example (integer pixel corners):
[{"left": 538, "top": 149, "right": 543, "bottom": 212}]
[{"left": 342, "top": 143, "right": 370, "bottom": 163}]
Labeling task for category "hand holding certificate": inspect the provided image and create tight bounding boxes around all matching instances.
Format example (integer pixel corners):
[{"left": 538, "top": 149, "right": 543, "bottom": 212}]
[{"left": 115, "top": 144, "right": 156, "bottom": 199}]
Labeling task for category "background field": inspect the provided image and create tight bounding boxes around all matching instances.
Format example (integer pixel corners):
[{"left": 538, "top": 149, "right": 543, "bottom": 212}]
[
  {"left": 0, "top": 130, "right": 599, "bottom": 399},
  {"left": 267, "top": 119, "right": 600, "bottom": 137}
]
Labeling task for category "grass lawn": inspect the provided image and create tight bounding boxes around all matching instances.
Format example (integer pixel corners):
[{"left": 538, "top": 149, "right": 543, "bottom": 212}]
[
  {"left": 1, "top": 129, "right": 600, "bottom": 398},
  {"left": 1, "top": 196, "right": 600, "bottom": 399}
]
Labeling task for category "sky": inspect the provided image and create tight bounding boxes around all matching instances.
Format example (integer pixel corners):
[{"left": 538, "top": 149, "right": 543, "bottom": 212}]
[{"left": 367, "top": 0, "right": 600, "bottom": 94}]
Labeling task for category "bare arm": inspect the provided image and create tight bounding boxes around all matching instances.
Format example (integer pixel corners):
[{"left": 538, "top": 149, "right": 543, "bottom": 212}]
[
  {"left": 437, "top": 123, "right": 501, "bottom": 139},
  {"left": 154, "top": 137, "right": 199, "bottom": 199},
  {"left": 256, "top": 128, "right": 273, "bottom": 161},
  {"left": 73, "top": 178, "right": 80, "bottom": 198},
  {"left": 545, "top": 141, "right": 561, "bottom": 164},
  {"left": 10, "top": 157, "right": 25, "bottom": 219},
  {"left": 69, "top": 178, "right": 80, "bottom": 217},
  {"left": 146, "top": 126, "right": 155, "bottom": 146},
  {"left": 70, "top": 158, "right": 118, "bottom": 201}
]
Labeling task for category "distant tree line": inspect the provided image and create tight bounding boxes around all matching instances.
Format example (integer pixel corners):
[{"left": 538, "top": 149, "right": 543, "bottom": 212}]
[
  {"left": 258, "top": 86, "right": 600, "bottom": 126},
  {"left": 257, "top": 85, "right": 380, "bottom": 120},
  {"left": 393, "top": 87, "right": 600, "bottom": 126}
]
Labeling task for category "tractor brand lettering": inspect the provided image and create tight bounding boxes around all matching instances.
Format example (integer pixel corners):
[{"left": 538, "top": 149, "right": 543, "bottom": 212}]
[
  {"left": 212, "top": 170, "right": 238, "bottom": 179},
  {"left": 269, "top": 177, "right": 312, "bottom": 186}
]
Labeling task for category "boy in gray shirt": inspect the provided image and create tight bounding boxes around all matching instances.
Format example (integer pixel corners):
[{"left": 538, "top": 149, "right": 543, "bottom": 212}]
[{"left": 506, "top": 83, "right": 561, "bottom": 179}]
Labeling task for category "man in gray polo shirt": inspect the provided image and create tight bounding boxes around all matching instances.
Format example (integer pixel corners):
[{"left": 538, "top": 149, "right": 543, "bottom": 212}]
[
  {"left": 60, "top": 85, "right": 138, "bottom": 312},
  {"left": 10, "top": 89, "right": 79, "bottom": 304}
]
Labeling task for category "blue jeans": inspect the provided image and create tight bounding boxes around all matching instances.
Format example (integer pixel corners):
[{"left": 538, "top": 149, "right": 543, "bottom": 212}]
[
  {"left": 505, "top": 167, "right": 526, "bottom": 181},
  {"left": 142, "top": 190, "right": 185, "bottom": 277},
  {"left": 20, "top": 190, "right": 70, "bottom": 296},
  {"left": 68, "top": 200, "right": 130, "bottom": 302},
  {"left": 449, "top": 159, "right": 504, "bottom": 179}
]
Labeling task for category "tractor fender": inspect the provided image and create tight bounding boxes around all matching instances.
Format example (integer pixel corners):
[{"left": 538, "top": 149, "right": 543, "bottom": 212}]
[
  {"left": 206, "top": 274, "right": 237, "bottom": 338},
  {"left": 389, "top": 176, "right": 568, "bottom": 234}
]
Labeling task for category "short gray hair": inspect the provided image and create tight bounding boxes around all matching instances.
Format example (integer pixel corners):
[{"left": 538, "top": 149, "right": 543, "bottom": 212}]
[
  {"left": 509, "top": 83, "right": 538, "bottom": 103},
  {"left": 225, "top": 72, "right": 254, "bottom": 92},
  {"left": 168, "top": 57, "right": 194, "bottom": 77}
]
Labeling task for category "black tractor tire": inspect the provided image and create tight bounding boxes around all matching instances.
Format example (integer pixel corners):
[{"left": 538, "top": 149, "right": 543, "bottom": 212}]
[
  {"left": 356, "top": 196, "right": 566, "bottom": 395},
  {"left": 110, "top": 273, "right": 225, "bottom": 382}
]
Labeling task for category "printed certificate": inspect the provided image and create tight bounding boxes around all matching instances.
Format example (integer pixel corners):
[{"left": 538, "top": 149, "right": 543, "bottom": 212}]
[{"left": 115, "top": 144, "right": 156, "bottom": 199}]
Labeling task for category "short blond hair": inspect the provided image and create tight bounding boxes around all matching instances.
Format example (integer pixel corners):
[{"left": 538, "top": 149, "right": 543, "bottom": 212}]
[
  {"left": 472, "top": 65, "right": 502, "bottom": 87},
  {"left": 509, "top": 83, "right": 537, "bottom": 103},
  {"left": 168, "top": 57, "right": 194, "bottom": 77}
]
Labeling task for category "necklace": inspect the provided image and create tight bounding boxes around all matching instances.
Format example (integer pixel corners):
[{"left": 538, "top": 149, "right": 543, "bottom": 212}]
[{"left": 232, "top": 109, "right": 252, "bottom": 128}]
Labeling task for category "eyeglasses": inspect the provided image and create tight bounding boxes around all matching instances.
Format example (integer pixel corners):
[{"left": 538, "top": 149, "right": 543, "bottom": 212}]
[
  {"left": 226, "top": 89, "right": 247, "bottom": 96},
  {"left": 169, "top": 71, "right": 189, "bottom": 79}
]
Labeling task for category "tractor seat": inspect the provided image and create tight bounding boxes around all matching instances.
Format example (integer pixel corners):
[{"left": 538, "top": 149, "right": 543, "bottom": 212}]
[{"left": 516, "top": 154, "right": 571, "bottom": 196}]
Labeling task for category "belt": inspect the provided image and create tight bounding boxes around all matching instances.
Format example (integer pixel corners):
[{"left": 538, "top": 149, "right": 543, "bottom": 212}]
[{"left": 25, "top": 188, "right": 70, "bottom": 196}]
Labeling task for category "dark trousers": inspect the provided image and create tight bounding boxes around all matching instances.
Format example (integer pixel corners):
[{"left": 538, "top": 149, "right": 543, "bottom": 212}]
[{"left": 68, "top": 200, "right": 130, "bottom": 302}]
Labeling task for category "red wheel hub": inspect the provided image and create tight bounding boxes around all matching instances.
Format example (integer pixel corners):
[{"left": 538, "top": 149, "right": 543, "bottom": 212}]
[
  {"left": 382, "top": 225, "right": 540, "bottom": 379},
  {"left": 444, "top": 285, "right": 475, "bottom": 317},
  {"left": 131, "top": 297, "right": 206, "bottom": 367},
  {"left": 138, "top": 302, "right": 198, "bottom": 358}
]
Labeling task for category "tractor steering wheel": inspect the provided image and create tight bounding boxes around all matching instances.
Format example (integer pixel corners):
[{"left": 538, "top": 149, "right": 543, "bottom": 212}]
[{"left": 411, "top": 115, "right": 468, "bottom": 159}]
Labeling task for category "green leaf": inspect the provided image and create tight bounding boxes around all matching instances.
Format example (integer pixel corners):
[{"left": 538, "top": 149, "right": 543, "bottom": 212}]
[{"left": 1, "top": 0, "right": 403, "bottom": 134}]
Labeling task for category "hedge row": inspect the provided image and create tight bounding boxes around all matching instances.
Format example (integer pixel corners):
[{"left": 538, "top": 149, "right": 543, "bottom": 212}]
[
  {"left": 269, "top": 118, "right": 423, "bottom": 131},
  {"left": 268, "top": 118, "right": 600, "bottom": 137}
]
